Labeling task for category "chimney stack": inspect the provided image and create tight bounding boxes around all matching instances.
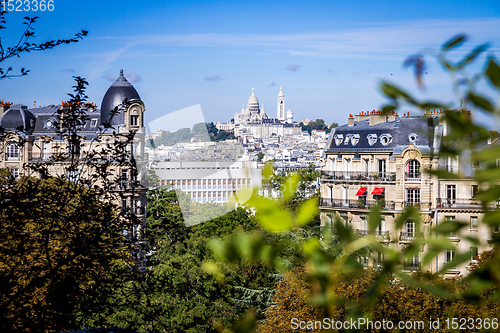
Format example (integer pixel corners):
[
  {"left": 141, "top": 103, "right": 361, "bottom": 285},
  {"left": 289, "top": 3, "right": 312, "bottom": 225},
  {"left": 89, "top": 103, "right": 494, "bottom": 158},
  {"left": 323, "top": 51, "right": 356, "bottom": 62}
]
[{"left": 348, "top": 114, "right": 354, "bottom": 126}]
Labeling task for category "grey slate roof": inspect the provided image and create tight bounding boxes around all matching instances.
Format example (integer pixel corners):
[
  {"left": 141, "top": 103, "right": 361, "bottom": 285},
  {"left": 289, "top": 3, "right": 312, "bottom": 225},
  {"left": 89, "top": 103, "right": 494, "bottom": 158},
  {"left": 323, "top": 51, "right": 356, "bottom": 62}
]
[
  {"left": 0, "top": 104, "right": 36, "bottom": 133},
  {"left": 100, "top": 70, "right": 140, "bottom": 127},
  {"left": 326, "top": 116, "right": 439, "bottom": 155}
]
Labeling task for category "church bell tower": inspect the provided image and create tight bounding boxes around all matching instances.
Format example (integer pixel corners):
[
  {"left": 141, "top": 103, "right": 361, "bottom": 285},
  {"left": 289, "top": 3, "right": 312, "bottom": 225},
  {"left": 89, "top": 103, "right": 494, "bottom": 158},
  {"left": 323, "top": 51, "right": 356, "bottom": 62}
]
[{"left": 277, "top": 87, "right": 285, "bottom": 122}]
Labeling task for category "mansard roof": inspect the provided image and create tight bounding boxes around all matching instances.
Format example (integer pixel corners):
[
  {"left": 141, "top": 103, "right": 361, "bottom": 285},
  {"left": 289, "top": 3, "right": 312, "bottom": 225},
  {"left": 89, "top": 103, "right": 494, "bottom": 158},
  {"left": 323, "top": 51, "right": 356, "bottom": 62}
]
[
  {"left": 326, "top": 116, "right": 441, "bottom": 156},
  {"left": 0, "top": 104, "right": 36, "bottom": 133}
]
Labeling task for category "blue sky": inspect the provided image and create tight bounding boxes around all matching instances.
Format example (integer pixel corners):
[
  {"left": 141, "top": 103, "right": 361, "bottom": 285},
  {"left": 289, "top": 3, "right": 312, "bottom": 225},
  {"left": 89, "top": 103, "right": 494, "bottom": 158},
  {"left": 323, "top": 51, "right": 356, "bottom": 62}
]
[{"left": 1, "top": 0, "right": 499, "bottom": 128}]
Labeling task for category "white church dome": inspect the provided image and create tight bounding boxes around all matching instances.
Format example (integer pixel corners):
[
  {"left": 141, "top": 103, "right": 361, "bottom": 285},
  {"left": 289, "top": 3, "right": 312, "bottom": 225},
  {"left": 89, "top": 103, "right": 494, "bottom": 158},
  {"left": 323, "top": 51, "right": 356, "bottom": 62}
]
[{"left": 247, "top": 88, "right": 260, "bottom": 114}]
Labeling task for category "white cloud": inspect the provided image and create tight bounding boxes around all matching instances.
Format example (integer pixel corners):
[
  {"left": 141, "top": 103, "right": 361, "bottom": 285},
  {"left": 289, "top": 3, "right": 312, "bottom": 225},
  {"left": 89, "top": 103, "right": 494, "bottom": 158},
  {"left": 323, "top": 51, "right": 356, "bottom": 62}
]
[
  {"left": 205, "top": 75, "right": 224, "bottom": 81},
  {"left": 124, "top": 70, "right": 142, "bottom": 83},
  {"left": 286, "top": 63, "right": 302, "bottom": 72},
  {"left": 103, "top": 18, "right": 499, "bottom": 61},
  {"left": 102, "top": 73, "right": 116, "bottom": 82}
]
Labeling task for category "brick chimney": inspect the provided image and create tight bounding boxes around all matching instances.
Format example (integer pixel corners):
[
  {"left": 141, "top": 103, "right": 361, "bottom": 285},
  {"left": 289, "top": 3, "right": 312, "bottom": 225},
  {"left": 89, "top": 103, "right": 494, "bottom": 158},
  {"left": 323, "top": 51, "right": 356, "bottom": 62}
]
[
  {"left": 0, "top": 101, "right": 12, "bottom": 118},
  {"left": 348, "top": 114, "right": 354, "bottom": 126},
  {"left": 369, "top": 110, "right": 388, "bottom": 126}
]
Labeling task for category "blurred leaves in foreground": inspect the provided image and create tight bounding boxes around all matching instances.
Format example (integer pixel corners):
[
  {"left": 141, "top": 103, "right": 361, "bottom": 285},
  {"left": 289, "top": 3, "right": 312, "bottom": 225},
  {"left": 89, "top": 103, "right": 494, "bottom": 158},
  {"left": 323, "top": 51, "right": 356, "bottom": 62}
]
[{"left": 206, "top": 35, "right": 500, "bottom": 332}]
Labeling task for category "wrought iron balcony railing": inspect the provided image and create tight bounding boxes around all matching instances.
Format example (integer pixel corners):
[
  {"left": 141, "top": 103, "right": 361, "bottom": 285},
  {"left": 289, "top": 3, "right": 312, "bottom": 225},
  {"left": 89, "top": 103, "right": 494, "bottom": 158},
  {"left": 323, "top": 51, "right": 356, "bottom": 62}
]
[
  {"left": 321, "top": 171, "right": 396, "bottom": 182},
  {"left": 436, "top": 198, "right": 483, "bottom": 209},
  {"left": 405, "top": 172, "right": 421, "bottom": 181},
  {"left": 356, "top": 229, "right": 368, "bottom": 236},
  {"left": 399, "top": 231, "right": 423, "bottom": 242},
  {"left": 319, "top": 198, "right": 395, "bottom": 210},
  {"left": 28, "top": 152, "right": 136, "bottom": 163},
  {"left": 403, "top": 261, "right": 421, "bottom": 271},
  {"left": 376, "top": 230, "right": 390, "bottom": 241},
  {"left": 403, "top": 201, "right": 421, "bottom": 208}
]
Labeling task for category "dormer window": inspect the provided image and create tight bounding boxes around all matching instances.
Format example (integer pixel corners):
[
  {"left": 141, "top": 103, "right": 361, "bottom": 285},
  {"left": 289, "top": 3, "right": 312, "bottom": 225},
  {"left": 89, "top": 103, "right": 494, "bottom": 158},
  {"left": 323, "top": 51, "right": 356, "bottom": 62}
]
[
  {"left": 380, "top": 133, "right": 393, "bottom": 146},
  {"left": 367, "top": 134, "right": 377, "bottom": 146},
  {"left": 408, "top": 133, "right": 418, "bottom": 144},
  {"left": 130, "top": 115, "right": 139, "bottom": 126},
  {"left": 6, "top": 142, "right": 19, "bottom": 161},
  {"left": 44, "top": 118, "right": 55, "bottom": 129},
  {"left": 334, "top": 134, "right": 343, "bottom": 146},
  {"left": 90, "top": 119, "right": 98, "bottom": 127}
]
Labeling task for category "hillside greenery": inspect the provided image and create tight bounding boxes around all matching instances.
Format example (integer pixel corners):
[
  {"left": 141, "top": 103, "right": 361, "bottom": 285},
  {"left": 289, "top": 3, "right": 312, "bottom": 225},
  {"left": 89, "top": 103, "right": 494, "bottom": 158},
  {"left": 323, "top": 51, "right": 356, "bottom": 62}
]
[
  {"left": 299, "top": 119, "right": 338, "bottom": 134},
  {"left": 147, "top": 122, "right": 235, "bottom": 148}
]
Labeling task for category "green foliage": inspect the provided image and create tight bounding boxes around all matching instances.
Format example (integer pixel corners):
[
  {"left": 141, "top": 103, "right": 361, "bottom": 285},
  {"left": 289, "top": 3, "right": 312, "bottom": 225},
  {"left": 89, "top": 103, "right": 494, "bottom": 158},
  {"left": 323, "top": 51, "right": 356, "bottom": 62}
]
[
  {"left": 76, "top": 188, "right": 281, "bottom": 332},
  {"left": 207, "top": 122, "right": 236, "bottom": 142},
  {"left": 206, "top": 35, "right": 500, "bottom": 332},
  {"left": 147, "top": 122, "right": 235, "bottom": 148},
  {"left": 259, "top": 266, "right": 500, "bottom": 332},
  {"left": 299, "top": 119, "right": 337, "bottom": 134},
  {"left": 0, "top": 175, "right": 130, "bottom": 332}
]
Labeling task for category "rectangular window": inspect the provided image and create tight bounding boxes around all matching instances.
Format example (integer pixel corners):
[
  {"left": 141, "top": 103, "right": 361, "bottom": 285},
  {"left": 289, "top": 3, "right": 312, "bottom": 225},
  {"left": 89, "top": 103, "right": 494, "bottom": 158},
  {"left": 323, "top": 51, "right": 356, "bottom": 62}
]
[
  {"left": 66, "top": 169, "right": 79, "bottom": 183},
  {"left": 445, "top": 157, "right": 457, "bottom": 173},
  {"left": 470, "top": 216, "right": 478, "bottom": 230},
  {"left": 472, "top": 185, "right": 479, "bottom": 198},
  {"left": 378, "top": 159, "right": 386, "bottom": 177},
  {"left": 121, "top": 170, "right": 128, "bottom": 187},
  {"left": 359, "top": 216, "right": 367, "bottom": 236},
  {"left": 130, "top": 115, "right": 139, "bottom": 126},
  {"left": 377, "top": 216, "right": 386, "bottom": 234},
  {"left": 42, "top": 141, "right": 51, "bottom": 161},
  {"left": 446, "top": 185, "right": 456, "bottom": 205},
  {"left": 342, "top": 186, "right": 349, "bottom": 206},
  {"left": 91, "top": 118, "right": 98, "bottom": 127},
  {"left": 445, "top": 216, "right": 456, "bottom": 237},
  {"left": 405, "top": 220, "right": 415, "bottom": 238},
  {"left": 404, "top": 253, "right": 420, "bottom": 271},
  {"left": 10, "top": 168, "right": 19, "bottom": 179},
  {"left": 6, "top": 142, "right": 19, "bottom": 161},
  {"left": 344, "top": 158, "right": 352, "bottom": 179},
  {"left": 470, "top": 247, "right": 479, "bottom": 262},
  {"left": 445, "top": 249, "right": 455, "bottom": 264},
  {"left": 406, "top": 189, "right": 420, "bottom": 205},
  {"left": 363, "top": 159, "right": 369, "bottom": 174},
  {"left": 121, "top": 198, "right": 127, "bottom": 213}
]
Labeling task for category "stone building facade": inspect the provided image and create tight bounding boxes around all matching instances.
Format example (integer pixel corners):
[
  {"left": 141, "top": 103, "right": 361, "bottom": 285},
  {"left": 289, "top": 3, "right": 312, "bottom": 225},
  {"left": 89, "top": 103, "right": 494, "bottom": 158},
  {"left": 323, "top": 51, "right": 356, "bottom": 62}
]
[
  {"left": 0, "top": 70, "right": 148, "bottom": 268},
  {"left": 320, "top": 110, "right": 498, "bottom": 275}
]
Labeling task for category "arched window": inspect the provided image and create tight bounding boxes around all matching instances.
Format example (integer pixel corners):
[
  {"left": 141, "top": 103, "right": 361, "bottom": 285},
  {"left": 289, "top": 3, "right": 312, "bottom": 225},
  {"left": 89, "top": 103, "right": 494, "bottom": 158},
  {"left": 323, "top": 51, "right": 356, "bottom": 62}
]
[
  {"left": 6, "top": 142, "right": 19, "bottom": 161},
  {"left": 406, "top": 159, "right": 421, "bottom": 180}
]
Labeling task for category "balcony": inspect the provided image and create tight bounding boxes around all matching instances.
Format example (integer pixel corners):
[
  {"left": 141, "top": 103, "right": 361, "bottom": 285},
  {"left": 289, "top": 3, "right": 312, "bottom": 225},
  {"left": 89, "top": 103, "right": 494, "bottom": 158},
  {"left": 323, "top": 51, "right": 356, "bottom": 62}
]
[
  {"left": 122, "top": 206, "right": 145, "bottom": 216},
  {"left": 356, "top": 229, "right": 368, "bottom": 236},
  {"left": 403, "top": 261, "right": 421, "bottom": 271},
  {"left": 319, "top": 198, "right": 395, "bottom": 210},
  {"left": 376, "top": 230, "right": 390, "bottom": 241},
  {"left": 436, "top": 198, "right": 483, "bottom": 209},
  {"left": 399, "top": 232, "right": 423, "bottom": 242},
  {"left": 28, "top": 152, "right": 133, "bottom": 164},
  {"left": 403, "top": 201, "right": 421, "bottom": 208},
  {"left": 405, "top": 172, "right": 421, "bottom": 181},
  {"left": 321, "top": 171, "right": 396, "bottom": 182}
]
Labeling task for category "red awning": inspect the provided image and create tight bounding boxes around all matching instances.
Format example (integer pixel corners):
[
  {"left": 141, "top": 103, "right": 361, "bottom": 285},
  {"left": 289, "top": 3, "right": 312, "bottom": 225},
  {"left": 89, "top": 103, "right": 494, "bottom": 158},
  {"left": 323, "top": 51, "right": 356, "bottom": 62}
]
[
  {"left": 372, "top": 188, "right": 385, "bottom": 195},
  {"left": 355, "top": 187, "right": 367, "bottom": 196}
]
